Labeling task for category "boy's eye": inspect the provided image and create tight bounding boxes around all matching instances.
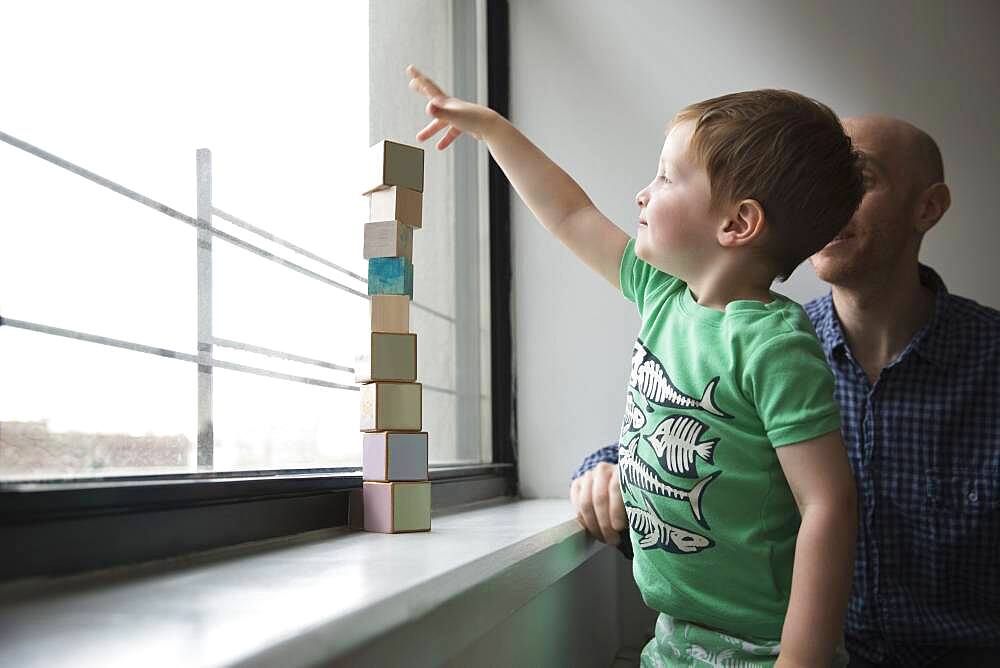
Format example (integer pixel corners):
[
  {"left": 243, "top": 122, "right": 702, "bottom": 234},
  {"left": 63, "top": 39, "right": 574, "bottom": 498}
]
[{"left": 658, "top": 175, "right": 671, "bottom": 183}]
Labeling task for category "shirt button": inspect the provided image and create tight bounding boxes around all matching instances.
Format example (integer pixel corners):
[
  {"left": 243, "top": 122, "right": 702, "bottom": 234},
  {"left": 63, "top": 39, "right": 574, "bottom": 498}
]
[{"left": 969, "top": 491, "right": 979, "bottom": 503}]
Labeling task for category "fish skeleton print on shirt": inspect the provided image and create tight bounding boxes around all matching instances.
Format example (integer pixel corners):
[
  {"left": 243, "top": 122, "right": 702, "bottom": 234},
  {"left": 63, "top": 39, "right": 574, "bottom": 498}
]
[{"left": 617, "top": 237, "right": 841, "bottom": 642}]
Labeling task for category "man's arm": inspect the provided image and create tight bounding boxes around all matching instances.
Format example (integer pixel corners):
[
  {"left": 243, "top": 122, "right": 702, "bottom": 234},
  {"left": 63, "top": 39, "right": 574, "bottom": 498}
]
[
  {"left": 774, "top": 429, "right": 857, "bottom": 668},
  {"left": 408, "top": 66, "right": 630, "bottom": 289}
]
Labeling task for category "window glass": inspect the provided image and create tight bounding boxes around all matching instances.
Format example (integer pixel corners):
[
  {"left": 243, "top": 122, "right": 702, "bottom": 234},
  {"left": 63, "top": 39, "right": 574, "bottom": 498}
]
[{"left": 0, "top": 0, "right": 492, "bottom": 480}]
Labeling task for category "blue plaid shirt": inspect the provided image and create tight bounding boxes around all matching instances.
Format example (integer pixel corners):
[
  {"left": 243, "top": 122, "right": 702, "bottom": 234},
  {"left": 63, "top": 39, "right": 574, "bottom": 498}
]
[{"left": 573, "top": 265, "right": 1000, "bottom": 666}]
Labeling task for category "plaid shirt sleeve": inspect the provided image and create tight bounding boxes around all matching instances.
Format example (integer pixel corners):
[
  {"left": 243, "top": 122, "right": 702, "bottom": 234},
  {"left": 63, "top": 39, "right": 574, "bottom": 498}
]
[{"left": 571, "top": 442, "right": 620, "bottom": 480}]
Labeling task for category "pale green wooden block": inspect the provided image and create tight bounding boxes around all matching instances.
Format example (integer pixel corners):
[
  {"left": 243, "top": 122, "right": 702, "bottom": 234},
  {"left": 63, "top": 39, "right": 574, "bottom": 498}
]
[
  {"left": 355, "top": 332, "right": 417, "bottom": 383},
  {"left": 360, "top": 382, "right": 422, "bottom": 432},
  {"left": 394, "top": 481, "right": 431, "bottom": 531},
  {"left": 365, "top": 140, "right": 424, "bottom": 194}
]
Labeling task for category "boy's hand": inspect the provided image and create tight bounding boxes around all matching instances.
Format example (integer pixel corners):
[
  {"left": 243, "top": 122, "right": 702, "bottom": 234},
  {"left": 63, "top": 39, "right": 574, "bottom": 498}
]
[{"left": 406, "top": 65, "right": 498, "bottom": 149}]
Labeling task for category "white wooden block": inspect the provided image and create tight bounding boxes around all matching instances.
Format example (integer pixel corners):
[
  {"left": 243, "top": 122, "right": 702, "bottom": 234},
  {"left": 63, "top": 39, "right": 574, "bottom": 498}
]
[
  {"left": 363, "top": 221, "right": 413, "bottom": 260},
  {"left": 369, "top": 186, "right": 423, "bottom": 229}
]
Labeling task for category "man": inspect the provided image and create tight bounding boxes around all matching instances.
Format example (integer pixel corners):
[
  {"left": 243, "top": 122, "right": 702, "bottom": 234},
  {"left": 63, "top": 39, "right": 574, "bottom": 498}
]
[{"left": 571, "top": 116, "right": 1000, "bottom": 667}]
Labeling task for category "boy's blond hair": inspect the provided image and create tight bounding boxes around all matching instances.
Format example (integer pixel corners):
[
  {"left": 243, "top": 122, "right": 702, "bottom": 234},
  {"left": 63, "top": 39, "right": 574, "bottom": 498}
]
[{"left": 674, "top": 90, "right": 865, "bottom": 280}]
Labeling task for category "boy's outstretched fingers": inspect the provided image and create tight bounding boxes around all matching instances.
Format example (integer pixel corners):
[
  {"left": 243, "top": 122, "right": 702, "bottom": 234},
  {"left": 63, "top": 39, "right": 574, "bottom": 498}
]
[
  {"left": 406, "top": 64, "right": 447, "bottom": 100},
  {"left": 416, "top": 118, "right": 448, "bottom": 142},
  {"left": 436, "top": 126, "right": 462, "bottom": 151},
  {"left": 407, "top": 63, "right": 497, "bottom": 148}
]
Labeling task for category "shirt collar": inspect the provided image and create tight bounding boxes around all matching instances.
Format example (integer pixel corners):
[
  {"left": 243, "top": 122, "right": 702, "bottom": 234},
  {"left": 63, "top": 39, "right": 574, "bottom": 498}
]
[
  {"left": 905, "top": 264, "right": 954, "bottom": 367},
  {"left": 813, "top": 264, "right": 953, "bottom": 367}
]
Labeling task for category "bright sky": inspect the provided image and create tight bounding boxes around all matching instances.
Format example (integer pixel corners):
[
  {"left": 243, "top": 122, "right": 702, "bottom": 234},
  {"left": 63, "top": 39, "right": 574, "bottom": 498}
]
[{"left": 0, "top": 1, "right": 371, "bottom": 472}]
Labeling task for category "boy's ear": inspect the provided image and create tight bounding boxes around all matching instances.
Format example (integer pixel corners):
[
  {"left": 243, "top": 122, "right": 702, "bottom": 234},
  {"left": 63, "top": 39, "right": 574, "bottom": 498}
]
[{"left": 718, "top": 199, "right": 766, "bottom": 248}]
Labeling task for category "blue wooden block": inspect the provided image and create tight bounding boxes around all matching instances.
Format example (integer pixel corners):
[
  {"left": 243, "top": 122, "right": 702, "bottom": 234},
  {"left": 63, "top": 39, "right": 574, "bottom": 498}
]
[{"left": 368, "top": 257, "right": 413, "bottom": 298}]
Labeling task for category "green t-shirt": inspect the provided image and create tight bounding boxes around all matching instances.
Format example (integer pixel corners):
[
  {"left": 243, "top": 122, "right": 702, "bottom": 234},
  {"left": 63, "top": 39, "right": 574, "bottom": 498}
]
[{"left": 618, "top": 237, "right": 841, "bottom": 641}]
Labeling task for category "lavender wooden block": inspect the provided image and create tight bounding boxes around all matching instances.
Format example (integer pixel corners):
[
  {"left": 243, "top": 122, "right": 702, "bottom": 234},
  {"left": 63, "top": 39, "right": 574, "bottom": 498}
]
[
  {"left": 363, "top": 432, "right": 428, "bottom": 481},
  {"left": 368, "top": 257, "right": 413, "bottom": 298}
]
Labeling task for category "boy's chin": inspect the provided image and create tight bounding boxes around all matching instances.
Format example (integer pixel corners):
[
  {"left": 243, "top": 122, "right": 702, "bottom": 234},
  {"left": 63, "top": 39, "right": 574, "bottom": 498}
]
[{"left": 636, "top": 241, "right": 680, "bottom": 276}]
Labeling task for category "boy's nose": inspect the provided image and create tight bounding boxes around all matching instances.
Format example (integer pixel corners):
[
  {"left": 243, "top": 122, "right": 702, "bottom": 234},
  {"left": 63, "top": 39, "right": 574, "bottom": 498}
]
[{"left": 636, "top": 189, "right": 648, "bottom": 207}]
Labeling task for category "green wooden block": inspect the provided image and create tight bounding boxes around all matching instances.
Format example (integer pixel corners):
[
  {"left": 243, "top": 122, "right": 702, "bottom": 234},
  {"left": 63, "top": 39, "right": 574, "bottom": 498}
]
[
  {"left": 368, "top": 257, "right": 413, "bottom": 298},
  {"left": 355, "top": 332, "right": 417, "bottom": 383}
]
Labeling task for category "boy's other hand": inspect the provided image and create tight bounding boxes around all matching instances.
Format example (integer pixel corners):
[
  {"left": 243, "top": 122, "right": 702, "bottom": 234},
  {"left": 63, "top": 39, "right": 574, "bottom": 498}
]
[
  {"left": 406, "top": 64, "right": 499, "bottom": 150},
  {"left": 570, "top": 462, "right": 627, "bottom": 545}
]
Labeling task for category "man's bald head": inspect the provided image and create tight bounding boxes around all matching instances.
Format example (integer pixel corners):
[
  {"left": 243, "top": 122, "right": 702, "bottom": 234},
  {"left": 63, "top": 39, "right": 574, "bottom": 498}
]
[
  {"left": 843, "top": 115, "right": 944, "bottom": 191},
  {"left": 810, "top": 115, "right": 951, "bottom": 289}
]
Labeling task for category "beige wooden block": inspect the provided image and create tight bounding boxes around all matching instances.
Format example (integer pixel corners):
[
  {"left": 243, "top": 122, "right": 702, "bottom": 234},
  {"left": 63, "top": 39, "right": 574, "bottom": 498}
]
[
  {"left": 363, "top": 481, "right": 431, "bottom": 533},
  {"left": 370, "top": 295, "right": 409, "bottom": 334},
  {"left": 364, "top": 140, "right": 424, "bottom": 194},
  {"left": 363, "top": 221, "right": 413, "bottom": 260},
  {"left": 360, "top": 382, "right": 422, "bottom": 432},
  {"left": 355, "top": 332, "right": 417, "bottom": 383},
  {"left": 369, "top": 186, "right": 423, "bottom": 229}
]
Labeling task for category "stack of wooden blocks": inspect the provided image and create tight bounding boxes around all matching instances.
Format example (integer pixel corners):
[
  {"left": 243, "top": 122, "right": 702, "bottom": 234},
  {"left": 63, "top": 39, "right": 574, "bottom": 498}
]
[{"left": 357, "top": 139, "right": 431, "bottom": 534}]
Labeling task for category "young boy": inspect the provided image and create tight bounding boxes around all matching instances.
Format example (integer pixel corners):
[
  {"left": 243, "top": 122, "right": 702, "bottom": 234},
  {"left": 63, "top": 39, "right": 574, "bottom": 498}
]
[{"left": 407, "top": 66, "right": 862, "bottom": 667}]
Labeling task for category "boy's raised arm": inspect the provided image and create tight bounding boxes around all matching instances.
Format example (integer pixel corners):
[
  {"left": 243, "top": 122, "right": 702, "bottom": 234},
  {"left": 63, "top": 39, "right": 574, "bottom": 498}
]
[{"left": 407, "top": 65, "right": 629, "bottom": 289}]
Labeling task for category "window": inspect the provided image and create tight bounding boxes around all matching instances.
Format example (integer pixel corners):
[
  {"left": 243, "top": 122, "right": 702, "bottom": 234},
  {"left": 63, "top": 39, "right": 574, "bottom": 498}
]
[{"left": 1, "top": 1, "right": 496, "bottom": 481}]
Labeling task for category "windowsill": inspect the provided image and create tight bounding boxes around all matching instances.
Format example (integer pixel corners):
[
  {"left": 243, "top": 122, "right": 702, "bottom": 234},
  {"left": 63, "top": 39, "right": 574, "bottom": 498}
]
[{"left": 0, "top": 498, "right": 605, "bottom": 667}]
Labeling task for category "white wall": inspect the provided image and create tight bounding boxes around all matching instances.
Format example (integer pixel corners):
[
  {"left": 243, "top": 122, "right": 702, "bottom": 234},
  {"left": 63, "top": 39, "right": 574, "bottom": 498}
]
[{"left": 511, "top": 0, "right": 1000, "bottom": 497}]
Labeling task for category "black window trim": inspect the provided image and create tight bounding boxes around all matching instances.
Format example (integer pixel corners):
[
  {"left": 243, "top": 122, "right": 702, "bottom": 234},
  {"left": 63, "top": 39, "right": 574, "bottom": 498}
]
[{"left": 0, "top": 0, "right": 514, "bottom": 581}]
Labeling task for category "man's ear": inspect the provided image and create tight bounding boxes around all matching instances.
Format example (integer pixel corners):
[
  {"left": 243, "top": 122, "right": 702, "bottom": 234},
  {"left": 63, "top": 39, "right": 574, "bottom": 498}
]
[
  {"left": 718, "top": 199, "right": 766, "bottom": 248},
  {"left": 915, "top": 183, "right": 950, "bottom": 234}
]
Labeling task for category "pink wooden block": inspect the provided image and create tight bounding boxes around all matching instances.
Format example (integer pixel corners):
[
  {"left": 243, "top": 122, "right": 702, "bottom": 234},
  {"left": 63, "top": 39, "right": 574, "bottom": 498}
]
[{"left": 363, "top": 481, "right": 431, "bottom": 533}]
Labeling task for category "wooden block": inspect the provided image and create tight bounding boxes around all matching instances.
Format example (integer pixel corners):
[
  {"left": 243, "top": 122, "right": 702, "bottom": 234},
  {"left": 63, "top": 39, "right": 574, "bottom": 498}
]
[
  {"left": 355, "top": 332, "right": 417, "bottom": 383},
  {"left": 363, "top": 481, "right": 431, "bottom": 533},
  {"left": 368, "top": 257, "right": 413, "bottom": 298},
  {"left": 364, "top": 140, "right": 424, "bottom": 194},
  {"left": 363, "top": 220, "right": 413, "bottom": 260},
  {"left": 360, "top": 382, "right": 422, "bottom": 432},
  {"left": 370, "top": 295, "right": 409, "bottom": 333},
  {"left": 369, "top": 186, "right": 423, "bottom": 229},
  {"left": 363, "top": 431, "right": 429, "bottom": 481}
]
